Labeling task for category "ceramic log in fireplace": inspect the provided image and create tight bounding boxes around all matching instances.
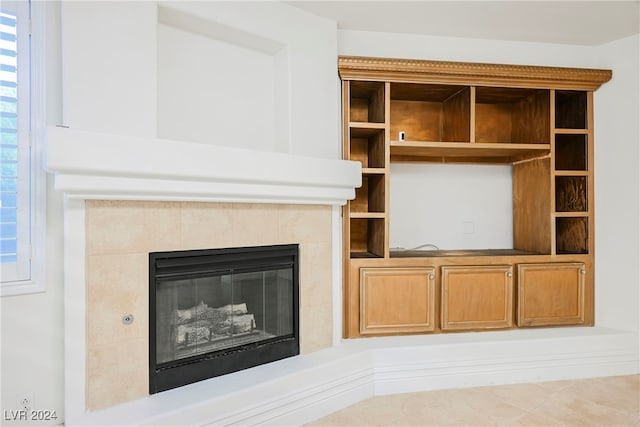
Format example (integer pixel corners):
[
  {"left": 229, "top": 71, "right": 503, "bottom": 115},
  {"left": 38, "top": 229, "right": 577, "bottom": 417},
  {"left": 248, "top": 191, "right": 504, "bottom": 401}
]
[{"left": 149, "top": 244, "right": 299, "bottom": 393}]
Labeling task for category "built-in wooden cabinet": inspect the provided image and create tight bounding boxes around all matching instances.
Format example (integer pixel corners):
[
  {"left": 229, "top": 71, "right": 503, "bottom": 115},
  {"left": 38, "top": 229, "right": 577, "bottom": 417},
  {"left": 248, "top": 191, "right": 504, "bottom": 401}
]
[
  {"left": 517, "top": 262, "right": 586, "bottom": 326},
  {"left": 359, "top": 267, "right": 436, "bottom": 334},
  {"left": 441, "top": 265, "right": 514, "bottom": 331},
  {"left": 340, "top": 56, "right": 610, "bottom": 338}
]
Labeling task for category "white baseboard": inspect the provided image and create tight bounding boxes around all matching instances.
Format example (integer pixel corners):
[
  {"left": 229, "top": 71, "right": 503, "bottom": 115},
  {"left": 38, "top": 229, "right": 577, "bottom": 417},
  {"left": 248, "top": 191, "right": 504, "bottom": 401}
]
[
  {"left": 373, "top": 333, "right": 639, "bottom": 395},
  {"left": 71, "top": 327, "right": 639, "bottom": 427}
]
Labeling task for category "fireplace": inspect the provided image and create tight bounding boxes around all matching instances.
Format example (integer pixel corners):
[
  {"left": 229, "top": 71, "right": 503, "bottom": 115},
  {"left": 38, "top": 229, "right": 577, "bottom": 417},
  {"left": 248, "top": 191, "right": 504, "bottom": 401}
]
[
  {"left": 49, "top": 127, "right": 357, "bottom": 416},
  {"left": 149, "top": 244, "right": 299, "bottom": 393}
]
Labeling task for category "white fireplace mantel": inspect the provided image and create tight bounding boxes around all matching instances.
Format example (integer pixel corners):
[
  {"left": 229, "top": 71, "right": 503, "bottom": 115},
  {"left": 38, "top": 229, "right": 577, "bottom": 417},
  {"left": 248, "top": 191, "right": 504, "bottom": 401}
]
[{"left": 46, "top": 126, "right": 361, "bottom": 205}]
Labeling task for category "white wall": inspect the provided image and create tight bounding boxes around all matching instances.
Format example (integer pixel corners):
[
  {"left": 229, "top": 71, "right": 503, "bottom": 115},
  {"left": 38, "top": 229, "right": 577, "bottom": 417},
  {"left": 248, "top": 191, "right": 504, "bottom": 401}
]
[
  {"left": 340, "top": 30, "right": 640, "bottom": 332},
  {"left": 156, "top": 1, "right": 339, "bottom": 158},
  {"left": 339, "top": 30, "right": 598, "bottom": 67},
  {"left": 390, "top": 163, "right": 513, "bottom": 250},
  {"left": 592, "top": 35, "right": 640, "bottom": 330},
  {"left": 156, "top": 19, "right": 281, "bottom": 151},
  {"left": 60, "top": 1, "right": 338, "bottom": 159},
  {"left": 0, "top": 1, "right": 65, "bottom": 424},
  {"left": 61, "top": 2, "right": 157, "bottom": 137}
]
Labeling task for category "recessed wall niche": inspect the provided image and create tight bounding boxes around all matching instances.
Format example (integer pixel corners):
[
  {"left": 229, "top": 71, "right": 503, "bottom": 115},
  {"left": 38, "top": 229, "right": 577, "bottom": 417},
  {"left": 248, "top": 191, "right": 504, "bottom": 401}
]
[
  {"left": 157, "top": 6, "right": 288, "bottom": 152},
  {"left": 389, "top": 163, "right": 514, "bottom": 250}
]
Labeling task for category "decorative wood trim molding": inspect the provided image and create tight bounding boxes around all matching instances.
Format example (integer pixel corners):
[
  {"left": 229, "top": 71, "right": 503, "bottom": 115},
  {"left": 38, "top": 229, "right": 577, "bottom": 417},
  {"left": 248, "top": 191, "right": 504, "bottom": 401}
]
[{"left": 338, "top": 56, "right": 612, "bottom": 90}]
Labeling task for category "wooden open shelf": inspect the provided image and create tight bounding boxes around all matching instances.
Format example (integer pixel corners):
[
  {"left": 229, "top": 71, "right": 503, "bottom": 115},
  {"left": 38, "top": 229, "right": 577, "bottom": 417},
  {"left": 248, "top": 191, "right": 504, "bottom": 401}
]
[
  {"left": 555, "top": 134, "right": 588, "bottom": 171},
  {"left": 350, "top": 212, "right": 386, "bottom": 219},
  {"left": 390, "top": 248, "right": 540, "bottom": 258},
  {"left": 390, "top": 83, "right": 470, "bottom": 143},
  {"left": 555, "top": 90, "right": 588, "bottom": 129},
  {"left": 351, "top": 173, "right": 385, "bottom": 213},
  {"left": 553, "top": 88, "right": 591, "bottom": 256},
  {"left": 350, "top": 122, "right": 386, "bottom": 132},
  {"left": 350, "top": 127, "right": 385, "bottom": 169},
  {"left": 350, "top": 81, "right": 385, "bottom": 123},
  {"left": 390, "top": 141, "right": 550, "bottom": 164},
  {"left": 346, "top": 78, "right": 389, "bottom": 261},
  {"left": 555, "top": 176, "right": 587, "bottom": 212},
  {"left": 350, "top": 218, "right": 385, "bottom": 258},
  {"left": 556, "top": 217, "right": 589, "bottom": 254},
  {"left": 475, "top": 87, "right": 550, "bottom": 144}
]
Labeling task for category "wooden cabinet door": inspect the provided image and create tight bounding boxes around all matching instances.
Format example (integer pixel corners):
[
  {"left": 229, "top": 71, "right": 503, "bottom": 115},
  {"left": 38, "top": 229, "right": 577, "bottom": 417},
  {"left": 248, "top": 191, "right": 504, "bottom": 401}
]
[
  {"left": 441, "top": 265, "right": 513, "bottom": 331},
  {"left": 517, "top": 262, "right": 586, "bottom": 326},
  {"left": 360, "top": 267, "right": 436, "bottom": 335}
]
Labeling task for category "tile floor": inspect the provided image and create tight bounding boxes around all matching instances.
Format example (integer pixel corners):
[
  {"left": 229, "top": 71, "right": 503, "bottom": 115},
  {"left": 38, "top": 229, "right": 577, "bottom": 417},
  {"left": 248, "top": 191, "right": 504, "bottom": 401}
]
[{"left": 306, "top": 375, "right": 639, "bottom": 426}]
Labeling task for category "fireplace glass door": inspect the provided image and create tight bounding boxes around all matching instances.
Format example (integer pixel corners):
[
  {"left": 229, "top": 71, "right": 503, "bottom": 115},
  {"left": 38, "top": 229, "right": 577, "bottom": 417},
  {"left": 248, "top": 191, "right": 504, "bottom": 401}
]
[
  {"left": 155, "top": 267, "right": 293, "bottom": 364},
  {"left": 149, "top": 244, "right": 299, "bottom": 393}
]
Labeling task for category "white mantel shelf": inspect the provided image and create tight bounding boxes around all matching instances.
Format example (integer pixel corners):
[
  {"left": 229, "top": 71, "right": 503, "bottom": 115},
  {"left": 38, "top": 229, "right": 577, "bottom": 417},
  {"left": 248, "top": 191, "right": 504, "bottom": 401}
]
[{"left": 47, "top": 127, "right": 361, "bottom": 205}]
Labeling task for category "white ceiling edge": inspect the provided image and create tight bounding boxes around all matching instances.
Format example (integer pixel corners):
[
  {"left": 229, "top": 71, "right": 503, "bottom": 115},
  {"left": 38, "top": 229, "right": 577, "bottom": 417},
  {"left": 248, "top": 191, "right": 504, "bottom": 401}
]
[{"left": 286, "top": 1, "right": 640, "bottom": 46}]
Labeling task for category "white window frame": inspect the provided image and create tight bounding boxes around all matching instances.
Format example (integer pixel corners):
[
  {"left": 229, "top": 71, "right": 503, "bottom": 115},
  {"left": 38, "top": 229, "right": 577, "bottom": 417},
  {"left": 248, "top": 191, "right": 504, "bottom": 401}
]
[{"left": 1, "top": 0, "right": 46, "bottom": 296}]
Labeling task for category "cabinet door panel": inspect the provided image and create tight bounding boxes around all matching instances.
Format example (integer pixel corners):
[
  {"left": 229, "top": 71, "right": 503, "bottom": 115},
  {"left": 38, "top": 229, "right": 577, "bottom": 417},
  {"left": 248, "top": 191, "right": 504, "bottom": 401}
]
[
  {"left": 441, "top": 265, "right": 513, "bottom": 330},
  {"left": 517, "top": 262, "right": 586, "bottom": 326},
  {"left": 360, "top": 267, "right": 435, "bottom": 335}
]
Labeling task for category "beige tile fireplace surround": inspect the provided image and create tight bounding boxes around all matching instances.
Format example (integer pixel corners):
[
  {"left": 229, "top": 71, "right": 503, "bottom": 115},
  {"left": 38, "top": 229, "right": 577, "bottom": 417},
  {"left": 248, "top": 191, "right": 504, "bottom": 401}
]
[{"left": 85, "top": 200, "right": 333, "bottom": 410}]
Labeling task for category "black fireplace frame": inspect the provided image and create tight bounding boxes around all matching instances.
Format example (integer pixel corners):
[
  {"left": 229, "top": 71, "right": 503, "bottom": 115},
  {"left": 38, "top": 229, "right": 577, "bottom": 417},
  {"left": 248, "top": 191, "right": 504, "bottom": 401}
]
[{"left": 149, "top": 244, "right": 299, "bottom": 394}]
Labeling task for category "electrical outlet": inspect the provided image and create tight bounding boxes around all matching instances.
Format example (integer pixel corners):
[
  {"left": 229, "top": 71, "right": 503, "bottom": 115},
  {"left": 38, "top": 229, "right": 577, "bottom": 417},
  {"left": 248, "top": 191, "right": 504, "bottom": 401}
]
[
  {"left": 17, "top": 393, "right": 33, "bottom": 412},
  {"left": 463, "top": 221, "right": 474, "bottom": 234}
]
